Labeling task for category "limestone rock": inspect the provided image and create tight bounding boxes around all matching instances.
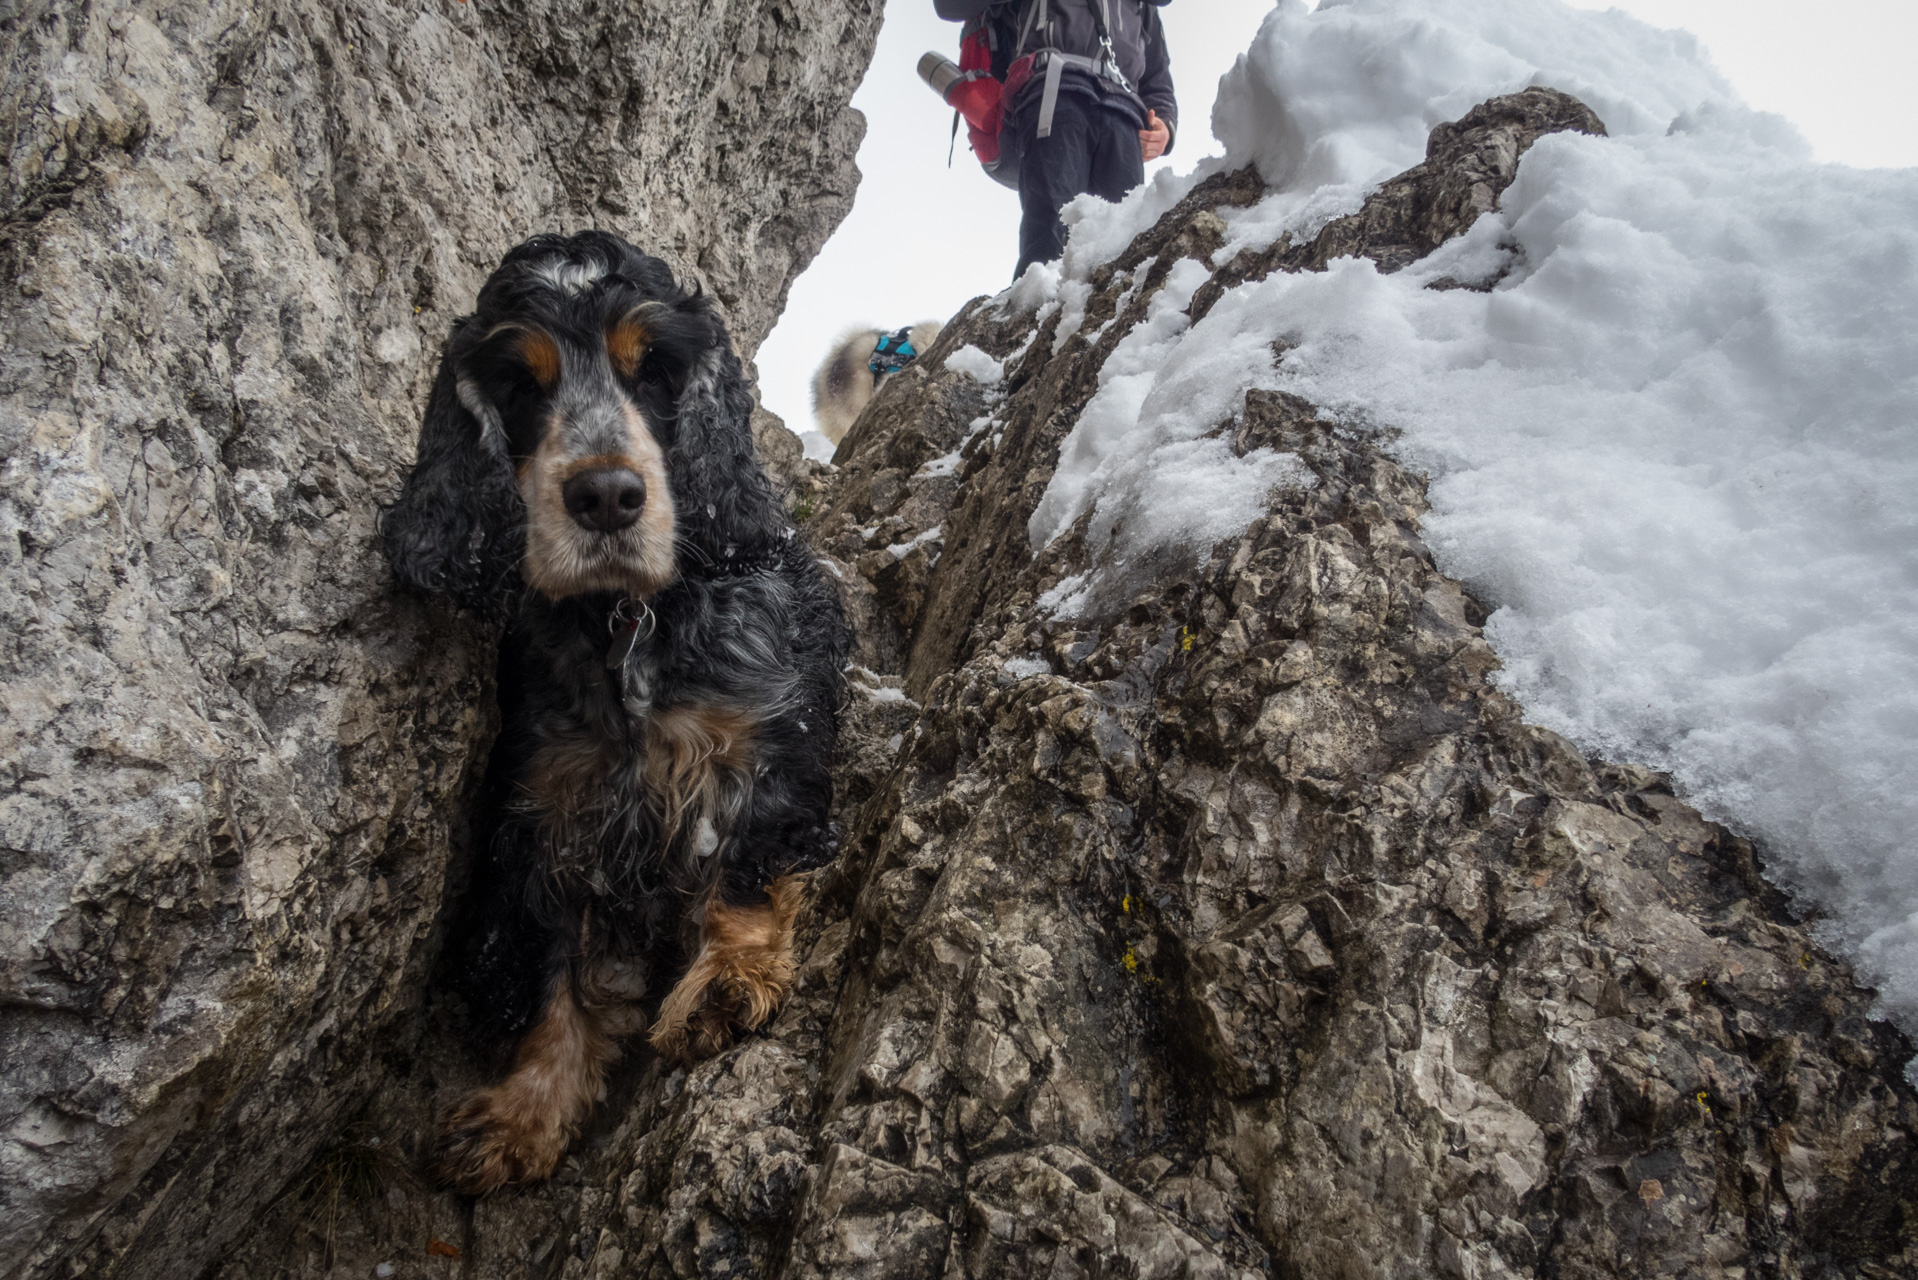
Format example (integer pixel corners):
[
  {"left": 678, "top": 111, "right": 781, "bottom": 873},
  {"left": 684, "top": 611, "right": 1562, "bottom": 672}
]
[
  {"left": 0, "top": 0, "right": 879, "bottom": 1276},
  {"left": 776, "top": 88, "right": 1916, "bottom": 1279},
  {"left": 775, "top": 90, "right": 1916, "bottom": 1278}
]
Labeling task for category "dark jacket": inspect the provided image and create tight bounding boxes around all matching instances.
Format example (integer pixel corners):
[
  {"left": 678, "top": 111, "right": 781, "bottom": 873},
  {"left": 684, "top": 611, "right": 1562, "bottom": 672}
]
[{"left": 935, "top": 0, "right": 1178, "bottom": 150}]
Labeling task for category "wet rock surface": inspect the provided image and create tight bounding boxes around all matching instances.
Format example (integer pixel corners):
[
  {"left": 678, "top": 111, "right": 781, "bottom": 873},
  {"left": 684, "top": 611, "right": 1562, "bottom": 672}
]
[
  {"left": 216, "top": 90, "right": 1916, "bottom": 1279},
  {"left": 0, "top": 0, "right": 877, "bottom": 1276}
]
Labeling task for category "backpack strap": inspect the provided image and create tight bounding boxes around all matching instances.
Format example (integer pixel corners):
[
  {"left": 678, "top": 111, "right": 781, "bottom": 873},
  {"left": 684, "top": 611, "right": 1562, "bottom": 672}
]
[
  {"left": 1015, "top": 0, "right": 1136, "bottom": 139},
  {"left": 1037, "top": 53, "right": 1067, "bottom": 138},
  {"left": 1034, "top": 50, "right": 1131, "bottom": 137},
  {"left": 1021, "top": 0, "right": 1047, "bottom": 52}
]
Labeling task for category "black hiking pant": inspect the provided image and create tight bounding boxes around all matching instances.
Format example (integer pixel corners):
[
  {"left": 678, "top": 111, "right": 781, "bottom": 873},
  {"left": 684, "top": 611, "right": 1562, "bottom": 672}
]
[{"left": 1009, "top": 93, "right": 1144, "bottom": 279}]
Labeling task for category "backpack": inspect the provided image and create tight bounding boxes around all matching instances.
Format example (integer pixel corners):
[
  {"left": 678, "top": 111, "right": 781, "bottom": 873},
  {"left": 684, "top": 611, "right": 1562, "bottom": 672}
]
[
  {"left": 921, "top": 4, "right": 1023, "bottom": 188},
  {"left": 923, "top": 1, "right": 1140, "bottom": 189}
]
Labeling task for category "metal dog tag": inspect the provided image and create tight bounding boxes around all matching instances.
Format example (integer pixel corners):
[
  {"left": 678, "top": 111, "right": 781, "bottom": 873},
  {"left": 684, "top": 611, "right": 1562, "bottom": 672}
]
[{"left": 606, "top": 628, "right": 634, "bottom": 671}]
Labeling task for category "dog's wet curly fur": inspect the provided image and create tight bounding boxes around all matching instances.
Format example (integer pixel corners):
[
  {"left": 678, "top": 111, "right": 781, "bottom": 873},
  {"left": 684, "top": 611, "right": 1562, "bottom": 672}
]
[{"left": 383, "top": 231, "right": 848, "bottom": 1195}]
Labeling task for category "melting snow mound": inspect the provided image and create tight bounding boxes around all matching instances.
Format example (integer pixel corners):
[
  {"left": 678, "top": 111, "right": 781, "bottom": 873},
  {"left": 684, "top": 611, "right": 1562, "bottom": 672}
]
[{"left": 1022, "top": 0, "right": 1918, "bottom": 1064}]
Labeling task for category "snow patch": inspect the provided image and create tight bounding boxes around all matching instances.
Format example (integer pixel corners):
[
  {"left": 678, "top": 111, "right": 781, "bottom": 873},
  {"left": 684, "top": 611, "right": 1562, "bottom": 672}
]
[
  {"left": 1213, "top": 182, "right": 1371, "bottom": 267},
  {"left": 1197, "top": 0, "right": 1918, "bottom": 1065},
  {"left": 1030, "top": 255, "right": 1314, "bottom": 616},
  {"left": 1059, "top": 165, "right": 1209, "bottom": 276},
  {"left": 886, "top": 525, "right": 944, "bottom": 561},
  {"left": 945, "top": 344, "right": 1005, "bottom": 385},
  {"left": 1000, "top": 260, "right": 1062, "bottom": 315},
  {"left": 799, "top": 429, "right": 838, "bottom": 463},
  {"left": 1214, "top": 0, "right": 1743, "bottom": 193},
  {"left": 916, "top": 449, "right": 964, "bottom": 479}
]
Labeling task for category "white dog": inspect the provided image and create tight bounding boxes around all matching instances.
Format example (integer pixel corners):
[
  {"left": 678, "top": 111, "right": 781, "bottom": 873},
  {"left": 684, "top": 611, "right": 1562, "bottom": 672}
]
[{"left": 811, "top": 321, "right": 944, "bottom": 445}]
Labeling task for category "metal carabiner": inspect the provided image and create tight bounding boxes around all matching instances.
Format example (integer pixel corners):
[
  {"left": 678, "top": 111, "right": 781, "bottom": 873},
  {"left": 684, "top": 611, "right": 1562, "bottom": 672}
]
[
  {"left": 610, "top": 596, "right": 656, "bottom": 638},
  {"left": 606, "top": 597, "right": 656, "bottom": 671},
  {"left": 1099, "top": 35, "right": 1131, "bottom": 93}
]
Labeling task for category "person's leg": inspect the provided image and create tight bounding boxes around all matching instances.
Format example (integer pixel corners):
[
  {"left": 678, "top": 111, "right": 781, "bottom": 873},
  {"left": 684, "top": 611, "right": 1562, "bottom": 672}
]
[
  {"left": 1087, "top": 101, "right": 1146, "bottom": 205},
  {"left": 1014, "top": 100, "right": 1096, "bottom": 279}
]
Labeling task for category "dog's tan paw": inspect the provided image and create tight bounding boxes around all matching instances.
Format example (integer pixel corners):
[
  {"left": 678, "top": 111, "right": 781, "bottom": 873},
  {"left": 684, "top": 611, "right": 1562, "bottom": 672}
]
[
  {"left": 685, "top": 1002, "right": 743, "bottom": 1060},
  {"left": 648, "top": 979, "right": 776, "bottom": 1064},
  {"left": 646, "top": 997, "right": 723, "bottom": 1064},
  {"left": 650, "top": 876, "right": 804, "bottom": 1064},
  {"left": 431, "top": 1089, "right": 564, "bottom": 1196}
]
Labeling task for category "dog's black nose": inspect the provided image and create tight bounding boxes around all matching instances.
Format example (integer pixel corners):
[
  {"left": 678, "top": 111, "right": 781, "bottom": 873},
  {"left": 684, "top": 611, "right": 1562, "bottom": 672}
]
[{"left": 562, "top": 466, "right": 646, "bottom": 533}]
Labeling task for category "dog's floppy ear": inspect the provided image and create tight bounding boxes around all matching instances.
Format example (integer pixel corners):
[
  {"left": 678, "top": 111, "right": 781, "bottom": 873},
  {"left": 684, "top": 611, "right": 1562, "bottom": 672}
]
[
  {"left": 381, "top": 321, "right": 526, "bottom": 614},
  {"left": 666, "top": 334, "right": 785, "bottom": 563}
]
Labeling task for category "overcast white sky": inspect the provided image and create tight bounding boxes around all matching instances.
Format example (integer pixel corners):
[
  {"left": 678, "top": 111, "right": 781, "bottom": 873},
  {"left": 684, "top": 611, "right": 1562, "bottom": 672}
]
[{"left": 754, "top": 0, "right": 1918, "bottom": 435}]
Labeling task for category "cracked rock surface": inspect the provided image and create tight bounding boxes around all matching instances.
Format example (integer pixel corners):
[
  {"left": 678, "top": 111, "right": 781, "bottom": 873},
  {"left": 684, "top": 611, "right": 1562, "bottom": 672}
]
[
  {"left": 0, "top": 0, "right": 877, "bottom": 1276},
  {"left": 786, "top": 90, "right": 1917, "bottom": 1280},
  {"left": 219, "top": 90, "right": 1916, "bottom": 1279}
]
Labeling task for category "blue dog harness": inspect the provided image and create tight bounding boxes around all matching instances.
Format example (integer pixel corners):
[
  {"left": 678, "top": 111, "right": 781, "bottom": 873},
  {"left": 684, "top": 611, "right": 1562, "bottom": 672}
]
[{"left": 868, "top": 328, "right": 919, "bottom": 385}]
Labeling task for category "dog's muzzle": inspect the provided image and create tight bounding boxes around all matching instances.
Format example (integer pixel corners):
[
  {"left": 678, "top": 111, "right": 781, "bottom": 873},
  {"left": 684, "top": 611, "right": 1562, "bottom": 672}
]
[{"left": 562, "top": 466, "right": 647, "bottom": 534}]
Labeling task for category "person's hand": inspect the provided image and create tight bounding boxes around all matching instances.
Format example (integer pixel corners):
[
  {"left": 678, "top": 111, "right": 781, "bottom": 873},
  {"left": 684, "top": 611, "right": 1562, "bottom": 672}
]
[{"left": 1140, "top": 110, "right": 1170, "bottom": 162}]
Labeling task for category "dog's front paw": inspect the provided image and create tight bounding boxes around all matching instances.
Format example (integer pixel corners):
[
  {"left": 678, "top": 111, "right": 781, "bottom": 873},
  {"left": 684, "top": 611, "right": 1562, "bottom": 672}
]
[
  {"left": 651, "top": 877, "right": 805, "bottom": 1065},
  {"left": 648, "top": 971, "right": 787, "bottom": 1064},
  {"left": 431, "top": 1088, "right": 564, "bottom": 1196},
  {"left": 646, "top": 989, "right": 730, "bottom": 1064},
  {"left": 684, "top": 1001, "right": 744, "bottom": 1059}
]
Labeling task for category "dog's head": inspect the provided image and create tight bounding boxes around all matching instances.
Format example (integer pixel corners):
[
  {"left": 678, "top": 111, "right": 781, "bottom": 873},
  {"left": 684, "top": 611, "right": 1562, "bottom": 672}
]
[{"left": 384, "top": 231, "right": 775, "bottom": 612}]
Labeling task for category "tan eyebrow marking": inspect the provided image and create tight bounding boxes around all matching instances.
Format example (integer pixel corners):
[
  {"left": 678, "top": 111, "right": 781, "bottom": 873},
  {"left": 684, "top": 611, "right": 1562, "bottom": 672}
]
[
  {"left": 606, "top": 317, "right": 652, "bottom": 380},
  {"left": 515, "top": 329, "right": 562, "bottom": 390}
]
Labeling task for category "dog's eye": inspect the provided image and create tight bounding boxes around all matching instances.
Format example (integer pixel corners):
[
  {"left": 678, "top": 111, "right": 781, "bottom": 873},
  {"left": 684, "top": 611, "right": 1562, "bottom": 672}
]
[{"left": 606, "top": 319, "right": 651, "bottom": 381}]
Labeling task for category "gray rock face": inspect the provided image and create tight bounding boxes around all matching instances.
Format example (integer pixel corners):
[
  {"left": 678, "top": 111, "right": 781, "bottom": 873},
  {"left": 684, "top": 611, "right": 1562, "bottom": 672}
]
[
  {"left": 785, "top": 90, "right": 1917, "bottom": 1279},
  {"left": 0, "top": 0, "right": 878, "bottom": 1276},
  {"left": 213, "top": 89, "right": 1917, "bottom": 1280}
]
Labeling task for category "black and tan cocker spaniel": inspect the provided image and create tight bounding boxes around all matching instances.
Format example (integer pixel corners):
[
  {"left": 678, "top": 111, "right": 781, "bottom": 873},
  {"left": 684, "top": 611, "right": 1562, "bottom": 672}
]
[{"left": 383, "top": 231, "right": 848, "bottom": 1195}]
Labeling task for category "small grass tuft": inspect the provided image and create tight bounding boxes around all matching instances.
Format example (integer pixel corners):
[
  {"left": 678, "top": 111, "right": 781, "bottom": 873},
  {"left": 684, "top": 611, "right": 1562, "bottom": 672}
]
[{"left": 294, "top": 1122, "right": 418, "bottom": 1266}]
